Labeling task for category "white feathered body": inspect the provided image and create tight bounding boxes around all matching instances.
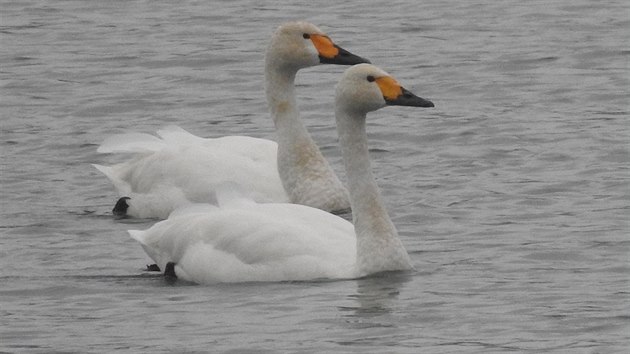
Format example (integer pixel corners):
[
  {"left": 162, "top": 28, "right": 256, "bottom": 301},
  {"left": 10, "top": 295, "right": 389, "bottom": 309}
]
[
  {"left": 94, "top": 127, "right": 289, "bottom": 219},
  {"left": 130, "top": 200, "right": 356, "bottom": 283},
  {"left": 126, "top": 64, "right": 424, "bottom": 285},
  {"left": 95, "top": 22, "right": 357, "bottom": 219}
]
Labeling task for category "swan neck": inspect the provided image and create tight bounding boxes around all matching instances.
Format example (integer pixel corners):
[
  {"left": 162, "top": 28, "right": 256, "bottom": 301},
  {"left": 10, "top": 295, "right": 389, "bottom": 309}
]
[
  {"left": 265, "top": 54, "right": 344, "bottom": 209},
  {"left": 336, "top": 110, "right": 387, "bottom": 222},
  {"left": 265, "top": 61, "right": 299, "bottom": 127},
  {"left": 336, "top": 107, "right": 412, "bottom": 274}
]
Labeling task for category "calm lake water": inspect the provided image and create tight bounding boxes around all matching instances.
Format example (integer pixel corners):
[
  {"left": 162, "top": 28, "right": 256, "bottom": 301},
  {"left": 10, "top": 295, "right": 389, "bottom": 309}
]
[{"left": 1, "top": 0, "right": 629, "bottom": 352}]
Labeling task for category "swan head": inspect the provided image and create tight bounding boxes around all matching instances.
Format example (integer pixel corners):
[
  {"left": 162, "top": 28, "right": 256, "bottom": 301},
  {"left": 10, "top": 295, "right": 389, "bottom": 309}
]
[
  {"left": 335, "top": 63, "right": 434, "bottom": 114},
  {"left": 266, "top": 21, "right": 370, "bottom": 71}
]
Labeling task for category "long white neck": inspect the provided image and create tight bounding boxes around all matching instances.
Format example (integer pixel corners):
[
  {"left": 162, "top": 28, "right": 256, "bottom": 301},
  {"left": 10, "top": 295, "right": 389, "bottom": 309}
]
[
  {"left": 264, "top": 57, "right": 350, "bottom": 211},
  {"left": 335, "top": 107, "right": 413, "bottom": 275},
  {"left": 264, "top": 62, "right": 309, "bottom": 143}
]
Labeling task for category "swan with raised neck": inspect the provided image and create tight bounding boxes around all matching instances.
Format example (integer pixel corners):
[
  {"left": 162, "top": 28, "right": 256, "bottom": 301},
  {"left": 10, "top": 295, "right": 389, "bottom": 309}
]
[
  {"left": 94, "top": 22, "right": 368, "bottom": 218},
  {"left": 335, "top": 63, "right": 434, "bottom": 274},
  {"left": 265, "top": 21, "right": 368, "bottom": 213},
  {"left": 128, "top": 63, "right": 434, "bottom": 283}
]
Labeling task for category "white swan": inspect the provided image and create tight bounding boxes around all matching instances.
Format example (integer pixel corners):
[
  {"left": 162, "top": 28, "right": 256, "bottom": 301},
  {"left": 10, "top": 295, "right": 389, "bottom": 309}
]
[
  {"left": 128, "top": 63, "right": 434, "bottom": 283},
  {"left": 94, "top": 22, "right": 369, "bottom": 219}
]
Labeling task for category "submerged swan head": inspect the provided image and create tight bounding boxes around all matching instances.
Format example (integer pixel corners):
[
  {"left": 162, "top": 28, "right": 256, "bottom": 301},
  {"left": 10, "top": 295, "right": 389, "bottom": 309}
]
[
  {"left": 335, "top": 63, "right": 435, "bottom": 114},
  {"left": 266, "top": 21, "right": 369, "bottom": 70}
]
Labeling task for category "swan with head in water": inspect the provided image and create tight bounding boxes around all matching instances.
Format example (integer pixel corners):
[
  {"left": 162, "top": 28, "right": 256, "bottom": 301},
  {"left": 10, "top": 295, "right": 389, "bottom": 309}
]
[
  {"left": 94, "top": 22, "right": 369, "bottom": 219},
  {"left": 128, "top": 63, "right": 435, "bottom": 283}
]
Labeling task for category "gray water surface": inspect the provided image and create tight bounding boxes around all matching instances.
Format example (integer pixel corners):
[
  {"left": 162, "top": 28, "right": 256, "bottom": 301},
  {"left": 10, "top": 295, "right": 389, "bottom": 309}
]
[{"left": 1, "top": 0, "right": 629, "bottom": 353}]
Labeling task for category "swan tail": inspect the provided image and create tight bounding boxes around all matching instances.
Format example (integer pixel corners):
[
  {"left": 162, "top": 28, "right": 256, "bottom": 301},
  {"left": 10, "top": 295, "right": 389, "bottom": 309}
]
[
  {"left": 97, "top": 132, "right": 166, "bottom": 153},
  {"left": 92, "top": 163, "right": 114, "bottom": 179},
  {"left": 128, "top": 230, "right": 147, "bottom": 245},
  {"left": 92, "top": 163, "right": 115, "bottom": 180},
  {"left": 92, "top": 164, "right": 133, "bottom": 196}
]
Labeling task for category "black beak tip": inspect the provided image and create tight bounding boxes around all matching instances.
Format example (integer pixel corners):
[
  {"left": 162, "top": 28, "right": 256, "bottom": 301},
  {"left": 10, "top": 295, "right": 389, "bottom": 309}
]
[
  {"left": 320, "top": 45, "right": 371, "bottom": 66},
  {"left": 386, "top": 93, "right": 435, "bottom": 108}
]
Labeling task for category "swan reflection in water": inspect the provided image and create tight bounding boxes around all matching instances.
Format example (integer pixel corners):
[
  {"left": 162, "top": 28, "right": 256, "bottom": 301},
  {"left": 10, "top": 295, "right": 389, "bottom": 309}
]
[{"left": 342, "top": 271, "right": 413, "bottom": 317}]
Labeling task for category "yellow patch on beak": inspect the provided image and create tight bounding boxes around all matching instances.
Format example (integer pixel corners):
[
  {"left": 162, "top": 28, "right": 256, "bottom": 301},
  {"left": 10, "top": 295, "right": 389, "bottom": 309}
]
[
  {"left": 375, "top": 76, "right": 403, "bottom": 101},
  {"left": 310, "top": 34, "right": 339, "bottom": 59}
]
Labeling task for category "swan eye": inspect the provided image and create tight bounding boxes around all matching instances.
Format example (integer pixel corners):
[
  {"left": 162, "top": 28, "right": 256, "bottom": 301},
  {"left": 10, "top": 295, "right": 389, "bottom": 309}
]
[
  {"left": 367, "top": 75, "right": 375, "bottom": 82},
  {"left": 303, "top": 33, "right": 310, "bottom": 39}
]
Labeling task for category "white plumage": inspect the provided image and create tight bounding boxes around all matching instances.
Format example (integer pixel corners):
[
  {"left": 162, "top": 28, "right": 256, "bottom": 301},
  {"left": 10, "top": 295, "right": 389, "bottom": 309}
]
[
  {"left": 130, "top": 194, "right": 355, "bottom": 283},
  {"left": 94, "top": 126, "right": 284, "bottom": 218},
  {"left": 95, "top": 22, "right": 369, "bottom": 218},
  {"left": 129, "top": 64, "right": 435, "bottom": 283}
]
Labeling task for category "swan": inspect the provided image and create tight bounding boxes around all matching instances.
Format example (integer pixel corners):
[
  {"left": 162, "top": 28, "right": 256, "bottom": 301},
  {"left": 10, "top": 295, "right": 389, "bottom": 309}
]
[
  {"left": 128, "top": 63, "right": 435, "bottom": 283},
  {"left": 94, "top": 21, "right": 369, "bottom": 219}
]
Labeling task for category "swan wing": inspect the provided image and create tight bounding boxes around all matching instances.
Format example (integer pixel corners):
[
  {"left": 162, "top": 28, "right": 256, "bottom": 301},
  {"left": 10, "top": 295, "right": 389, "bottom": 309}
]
[
  {"left": 119, "top": 140, "right": 285, "bottom": 202},
  {"left": 97, "top": 132, "right": 166, "bottom": 153},
  {"left": 95, "top": 128, "right": 289, "bottom": 218},
  {"left": 156, "top": 125, "right": 205, "bottom": 145}
]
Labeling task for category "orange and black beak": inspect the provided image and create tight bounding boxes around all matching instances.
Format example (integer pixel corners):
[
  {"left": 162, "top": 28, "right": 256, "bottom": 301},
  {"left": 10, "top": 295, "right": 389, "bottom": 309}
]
[
  {"left": 375, "top": 76, "right": 434, "bottom": 108},
  {"left": 310, "top": 34, "right": 370, "bottom": 65}
]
